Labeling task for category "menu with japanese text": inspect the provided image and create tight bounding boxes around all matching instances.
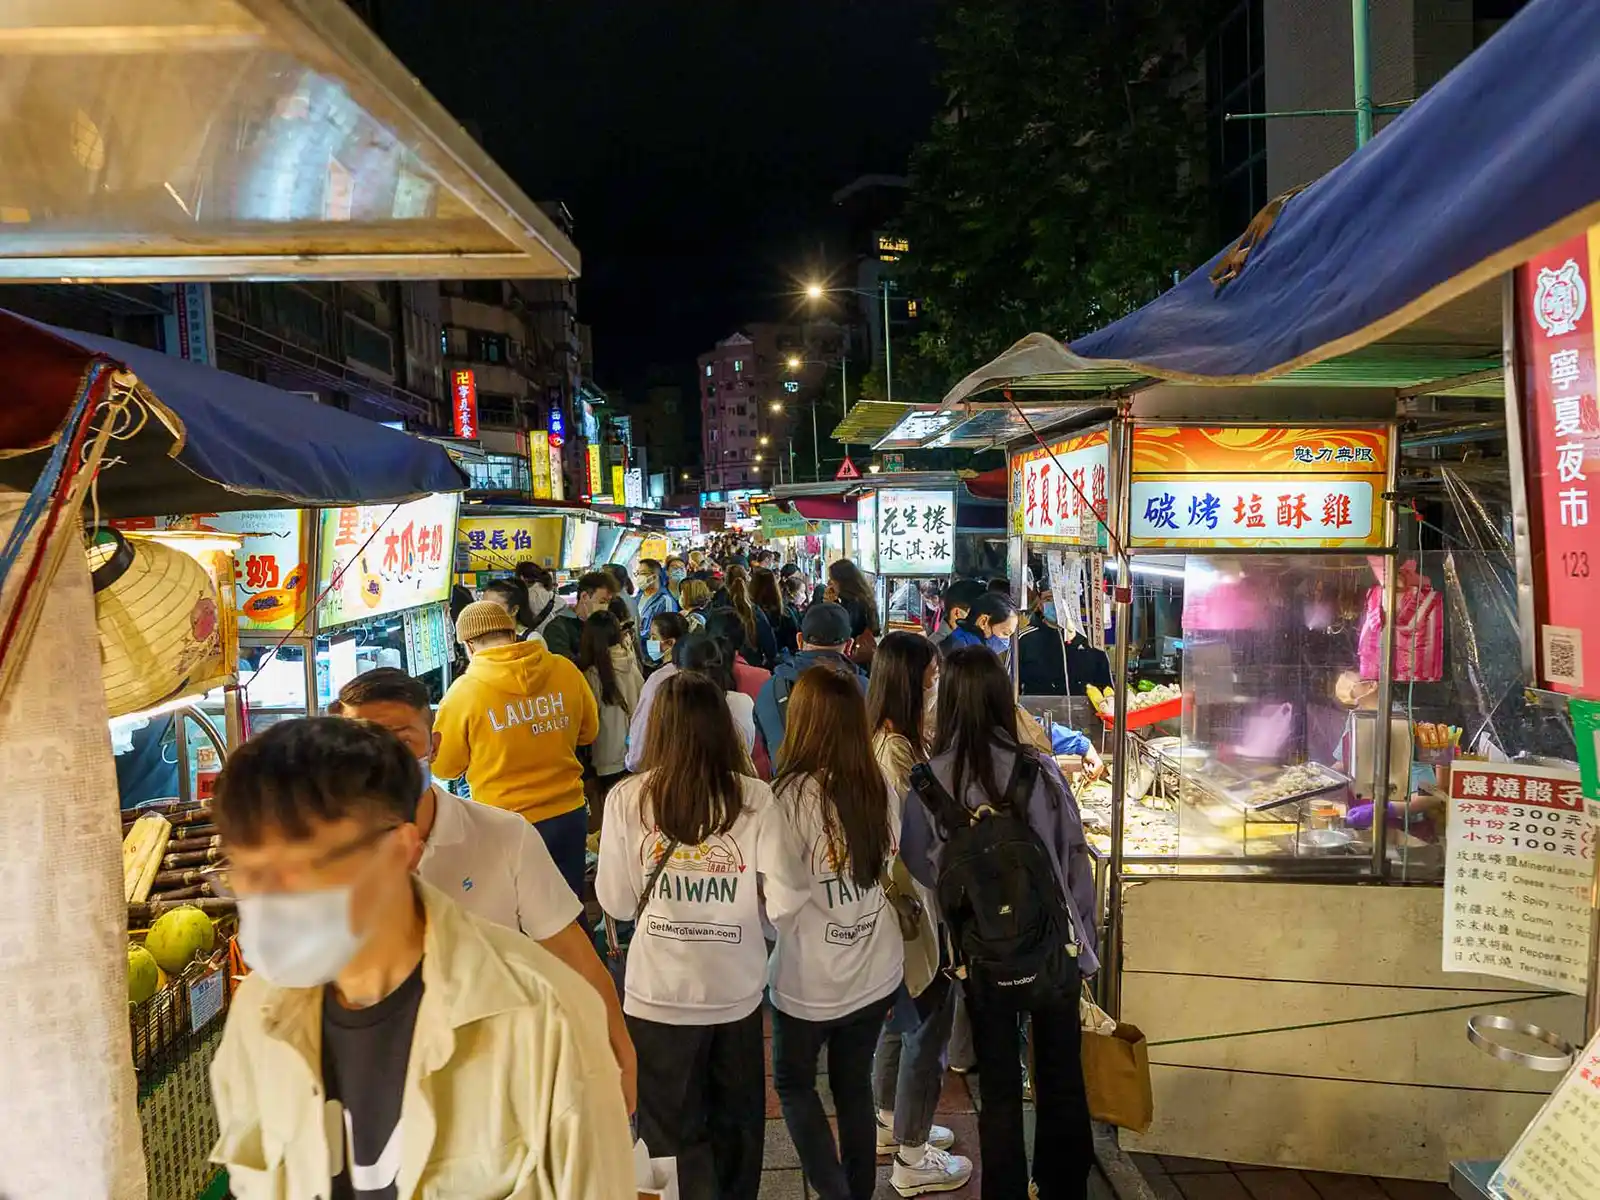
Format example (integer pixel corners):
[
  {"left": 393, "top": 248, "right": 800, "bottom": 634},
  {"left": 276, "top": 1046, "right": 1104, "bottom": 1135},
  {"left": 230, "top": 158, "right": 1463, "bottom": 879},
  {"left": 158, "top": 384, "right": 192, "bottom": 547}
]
[
  {"left": 1442, "top": 761, "right": 1591, "bottom": 995},
  {"left": 1492, "top": 1026, "right": 1600, "bottom": 1199}
]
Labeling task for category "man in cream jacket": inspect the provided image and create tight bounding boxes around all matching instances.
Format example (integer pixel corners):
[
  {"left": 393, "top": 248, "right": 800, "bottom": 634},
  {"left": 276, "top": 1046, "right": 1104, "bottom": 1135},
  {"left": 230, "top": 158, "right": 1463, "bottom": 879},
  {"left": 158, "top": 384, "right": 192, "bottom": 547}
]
[{"left": 207, "top": 717, "right": 631, "bottom": 1200}]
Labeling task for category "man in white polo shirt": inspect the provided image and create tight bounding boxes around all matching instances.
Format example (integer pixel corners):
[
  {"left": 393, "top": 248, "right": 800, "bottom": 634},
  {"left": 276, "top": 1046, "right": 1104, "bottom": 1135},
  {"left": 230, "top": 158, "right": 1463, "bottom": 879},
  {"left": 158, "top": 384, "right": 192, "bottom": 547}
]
[{"left": 335, "top": 667, "right": 636, "bottom": 1111}]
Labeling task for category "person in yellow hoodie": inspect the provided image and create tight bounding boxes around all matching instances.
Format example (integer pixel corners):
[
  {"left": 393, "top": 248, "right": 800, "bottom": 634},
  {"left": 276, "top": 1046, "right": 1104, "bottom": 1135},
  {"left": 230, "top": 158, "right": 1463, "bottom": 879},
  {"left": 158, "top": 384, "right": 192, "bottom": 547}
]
[{"left": 435, "top": 601, "right": 599, "bottom": 904}]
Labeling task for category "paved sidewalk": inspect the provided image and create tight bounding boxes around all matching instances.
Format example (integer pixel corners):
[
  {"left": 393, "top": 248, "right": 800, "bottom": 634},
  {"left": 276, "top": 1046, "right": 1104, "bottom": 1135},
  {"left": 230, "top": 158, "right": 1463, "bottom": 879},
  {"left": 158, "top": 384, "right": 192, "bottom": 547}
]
[{"left": 1128, "top": 1155, "right": 1455, "bottom": 1200}]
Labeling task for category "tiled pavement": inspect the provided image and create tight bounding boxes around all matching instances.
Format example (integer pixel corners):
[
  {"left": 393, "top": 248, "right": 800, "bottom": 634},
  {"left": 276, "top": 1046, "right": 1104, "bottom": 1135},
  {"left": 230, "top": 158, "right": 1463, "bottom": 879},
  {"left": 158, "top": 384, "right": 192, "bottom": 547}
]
[{"left": 1128, "top": 1156, "right": 1455, "bottom": 1200}]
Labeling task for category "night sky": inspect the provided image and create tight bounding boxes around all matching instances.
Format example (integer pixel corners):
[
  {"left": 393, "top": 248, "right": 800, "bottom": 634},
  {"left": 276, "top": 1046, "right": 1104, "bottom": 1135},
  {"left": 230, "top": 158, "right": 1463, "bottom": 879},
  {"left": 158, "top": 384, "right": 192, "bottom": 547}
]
[{"left": 375, "top": 1, "right": 942, "bottom": 398}]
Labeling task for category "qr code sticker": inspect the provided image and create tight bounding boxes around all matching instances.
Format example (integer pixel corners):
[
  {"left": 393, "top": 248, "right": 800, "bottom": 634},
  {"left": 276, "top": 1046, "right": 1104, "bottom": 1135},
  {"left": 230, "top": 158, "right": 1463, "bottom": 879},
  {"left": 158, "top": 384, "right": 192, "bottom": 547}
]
[{"left": 1542, "top": 625, "right": 1583, "bottom": 688}]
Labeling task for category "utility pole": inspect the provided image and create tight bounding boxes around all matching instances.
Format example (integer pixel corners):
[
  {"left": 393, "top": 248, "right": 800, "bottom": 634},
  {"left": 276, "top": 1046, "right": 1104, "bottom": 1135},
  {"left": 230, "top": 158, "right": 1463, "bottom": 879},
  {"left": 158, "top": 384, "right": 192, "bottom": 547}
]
[
  {"left": 1352, "top": 0, "right": 1373, "bottom": 146},
  {"left": 881, "top": 279, "right": 893, "bottom": 403}
]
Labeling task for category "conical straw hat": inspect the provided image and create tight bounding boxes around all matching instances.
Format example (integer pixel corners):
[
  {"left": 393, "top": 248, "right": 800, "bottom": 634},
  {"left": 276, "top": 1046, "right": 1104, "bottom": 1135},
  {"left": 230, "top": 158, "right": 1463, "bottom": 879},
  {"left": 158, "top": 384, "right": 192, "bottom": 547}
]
[{"left": 89, "top": 530, "right": 225, "bottom": 718}]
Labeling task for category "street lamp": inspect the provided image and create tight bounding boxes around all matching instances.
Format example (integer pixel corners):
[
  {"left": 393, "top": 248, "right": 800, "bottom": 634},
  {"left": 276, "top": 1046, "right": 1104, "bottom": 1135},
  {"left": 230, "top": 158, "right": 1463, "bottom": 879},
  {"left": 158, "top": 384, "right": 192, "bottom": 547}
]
[
  {"left": 769, "top": 401, "right": 783, "bottom": 413},
  {"left": 803, "top": 278, "right": 896, "bottom": 404}
]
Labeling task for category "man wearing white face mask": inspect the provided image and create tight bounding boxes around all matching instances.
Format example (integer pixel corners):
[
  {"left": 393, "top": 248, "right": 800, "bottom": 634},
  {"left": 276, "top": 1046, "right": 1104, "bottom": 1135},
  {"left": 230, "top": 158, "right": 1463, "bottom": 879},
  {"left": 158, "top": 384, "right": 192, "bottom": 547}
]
[
  {"left": 208, "top": 718, "right": 632, "bottom": 1200},
  {"left": 333, "top": 667, "right": 635, "bottom": 1113}
]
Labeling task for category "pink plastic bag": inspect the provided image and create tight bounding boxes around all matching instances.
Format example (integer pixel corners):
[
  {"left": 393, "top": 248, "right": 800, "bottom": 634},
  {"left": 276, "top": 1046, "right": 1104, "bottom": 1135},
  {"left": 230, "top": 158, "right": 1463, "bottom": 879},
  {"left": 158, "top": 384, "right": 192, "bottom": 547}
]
[{"left": 1358, "top": 578, "right": 1443, "bottom": 683}]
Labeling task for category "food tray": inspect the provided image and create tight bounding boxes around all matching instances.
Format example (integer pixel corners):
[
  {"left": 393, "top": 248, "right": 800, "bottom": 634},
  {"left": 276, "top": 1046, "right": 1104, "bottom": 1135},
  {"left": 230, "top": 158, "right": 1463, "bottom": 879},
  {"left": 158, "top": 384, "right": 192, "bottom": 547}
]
[
  {"left": 1223, "top": 761, "right": 1349, "bottom": 813},
  {"left": 1096, "top": 693, "right": 1186, "bottom": 730}
]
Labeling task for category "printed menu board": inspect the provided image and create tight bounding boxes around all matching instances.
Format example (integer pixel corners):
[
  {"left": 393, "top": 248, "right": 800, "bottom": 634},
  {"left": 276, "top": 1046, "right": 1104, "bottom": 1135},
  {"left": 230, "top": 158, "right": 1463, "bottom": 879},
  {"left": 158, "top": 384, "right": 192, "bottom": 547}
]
[
  {"left": 1442, "top": 760, "right": 1590, "bottom": 995},
  {"left": 874, "top": 489, "right": 955, "bottom": 576},
  {"left": 1492, "top": 1026, "right": 1600, "bottom": 1198},
  {"left": 1011, "top": 429, "right": 1109, "bottom": 545}
]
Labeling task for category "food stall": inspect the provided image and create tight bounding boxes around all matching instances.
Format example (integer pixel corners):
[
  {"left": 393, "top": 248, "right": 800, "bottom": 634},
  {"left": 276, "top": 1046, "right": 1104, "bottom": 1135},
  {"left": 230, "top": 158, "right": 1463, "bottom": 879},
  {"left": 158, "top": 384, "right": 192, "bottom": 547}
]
[
  {"left": 902, "top": 4, "right": 1600, "bottom": 1179},
  {"left": 0, "top": 311, "right": 468, "bottom": 1200}
]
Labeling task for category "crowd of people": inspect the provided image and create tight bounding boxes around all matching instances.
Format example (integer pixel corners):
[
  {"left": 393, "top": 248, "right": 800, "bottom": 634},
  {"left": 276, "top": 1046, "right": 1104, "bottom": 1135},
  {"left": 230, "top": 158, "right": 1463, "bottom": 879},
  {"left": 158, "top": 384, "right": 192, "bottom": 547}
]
[{"left": 208, "top": 538, "right": 1102, "bottom": 1200}]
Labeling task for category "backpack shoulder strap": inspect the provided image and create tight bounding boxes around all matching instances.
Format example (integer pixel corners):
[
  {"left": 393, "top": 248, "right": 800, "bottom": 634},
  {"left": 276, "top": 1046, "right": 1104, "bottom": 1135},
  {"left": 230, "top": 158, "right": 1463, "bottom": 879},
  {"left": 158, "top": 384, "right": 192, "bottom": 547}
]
[
  {"left": 910, "top": 762, "right": 969, "bottom": 832},
  {"left": 773, "top": 673, "right": 792, "bottom": 711},
  {"left": 1003, "top": 749, "right": 1041, "bottom": 812}
]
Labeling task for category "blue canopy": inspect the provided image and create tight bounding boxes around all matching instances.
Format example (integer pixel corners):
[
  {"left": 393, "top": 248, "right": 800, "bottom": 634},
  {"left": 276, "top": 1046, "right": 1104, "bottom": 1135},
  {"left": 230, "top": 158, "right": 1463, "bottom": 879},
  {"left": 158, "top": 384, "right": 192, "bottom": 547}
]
[
  {"left": 1068, "top": 0, "right": 1600, "bottom": 382},
  {"left": 0, "top": 309, "right": 466, "bottom": 517}
]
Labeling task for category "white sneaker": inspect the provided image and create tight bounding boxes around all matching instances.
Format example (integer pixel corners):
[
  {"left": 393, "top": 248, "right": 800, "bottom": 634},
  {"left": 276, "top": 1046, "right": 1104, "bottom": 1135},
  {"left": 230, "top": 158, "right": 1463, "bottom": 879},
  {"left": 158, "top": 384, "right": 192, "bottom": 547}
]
[
  {"left": 876, "top": 1118, "right": 956, "bottom": 1154},
  {"left": 892, "top": 1146, "right": 974, "bottom": 1197}
]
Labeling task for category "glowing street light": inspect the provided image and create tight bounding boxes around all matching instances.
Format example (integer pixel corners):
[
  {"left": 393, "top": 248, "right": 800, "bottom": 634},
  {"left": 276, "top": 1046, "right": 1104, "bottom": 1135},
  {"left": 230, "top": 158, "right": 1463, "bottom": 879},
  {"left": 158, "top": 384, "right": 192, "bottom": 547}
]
[
  {"left": 754, "top": 453, "right": 764, "bottom": 462},
  {"left": 759, "top": 435, "right": 769, "bottom": 445},
  {"left": 786, "top": 355, "right": 801, "bottom": 370},
  {"left": 804, "top": 283, "right": 824, "bottom": 300},
  {"left": 770, "top": 401, "right": 783, "bottom": 413}
]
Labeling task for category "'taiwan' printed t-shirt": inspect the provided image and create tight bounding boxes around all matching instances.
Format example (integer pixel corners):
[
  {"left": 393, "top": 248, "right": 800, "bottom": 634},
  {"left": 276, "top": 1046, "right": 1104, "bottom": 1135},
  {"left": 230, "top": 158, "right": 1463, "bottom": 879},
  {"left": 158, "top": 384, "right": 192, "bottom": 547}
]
[{"left": 595, "top": 772, "right": 777, "bottom": 1025}]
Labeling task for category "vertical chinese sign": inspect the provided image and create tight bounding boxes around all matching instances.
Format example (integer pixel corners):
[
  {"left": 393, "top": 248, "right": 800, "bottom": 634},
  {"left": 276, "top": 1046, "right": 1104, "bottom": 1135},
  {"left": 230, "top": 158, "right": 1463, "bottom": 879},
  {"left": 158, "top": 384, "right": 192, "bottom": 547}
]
[
  {"left": 529, "top": 431, "right": 553, "bottom": 499},
  {"left": 451, "top": 369, "right": 478, "bottom": 439},
  {"left": 316, "top": 494, "right": 459, "bottom": 629},
  {"left": 875, "top": 489, "right": 954, "bottom": 576},
  {"left": 610, "top": 466, "right": 626, "bottom": 507},
  {"left": 1441, "top": 760, "right": 1591, "bottom": 995},
  {"left": 1127, "top": 426, "right": 1390, "bottom": 549},
  {"left": 1010, "top": 429, "right": 1110, "bottom": 546},
  {"left": 1516, "top": 235, "right": 1600, "bottom": 695},
  {"left": 586, "top": 445, "right": 604, "bottom": 497}
]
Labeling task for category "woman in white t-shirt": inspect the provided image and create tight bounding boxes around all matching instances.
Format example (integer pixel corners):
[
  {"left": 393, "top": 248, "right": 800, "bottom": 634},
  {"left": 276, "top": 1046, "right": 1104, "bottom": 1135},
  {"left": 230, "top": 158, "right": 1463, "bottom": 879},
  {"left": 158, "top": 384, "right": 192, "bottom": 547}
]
[
  {"left": 764, "top": 665, "right": 904, "bottom": 1200},
  {"left": 674, "top": 631, "right": 758, "bottom": 765},
  {"left": 596, "top": 672, "right": 776, "bottom": 1200}
]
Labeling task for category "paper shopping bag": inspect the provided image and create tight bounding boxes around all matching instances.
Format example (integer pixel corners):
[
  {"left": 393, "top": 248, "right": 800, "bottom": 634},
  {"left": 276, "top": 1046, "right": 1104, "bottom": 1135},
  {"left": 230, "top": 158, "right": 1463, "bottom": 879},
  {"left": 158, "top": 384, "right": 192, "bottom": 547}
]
[{"left": 1080, "top": 997, "right": 1153, "bottom": 1132}]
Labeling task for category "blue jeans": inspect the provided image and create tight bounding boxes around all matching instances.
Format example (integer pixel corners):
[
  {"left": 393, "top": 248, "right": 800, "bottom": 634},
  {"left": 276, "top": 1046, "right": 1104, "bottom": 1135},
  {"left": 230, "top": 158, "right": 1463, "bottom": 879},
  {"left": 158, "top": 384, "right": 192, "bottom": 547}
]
[
  {"left": 873, "top": 978, "right": 957, "bottom": 1148},
  {"left": 534, "top": 805, "right": 590, "bottom": 925}
]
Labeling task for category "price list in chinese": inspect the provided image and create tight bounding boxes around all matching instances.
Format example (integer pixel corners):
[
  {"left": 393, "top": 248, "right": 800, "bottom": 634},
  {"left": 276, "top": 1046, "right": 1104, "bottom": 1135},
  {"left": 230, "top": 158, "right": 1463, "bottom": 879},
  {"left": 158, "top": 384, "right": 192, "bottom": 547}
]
[
  {"left": 874, "top": 489, "right": 955, "bottom": 576},
  {"left": 1442, "top": 761, "right": 1591, "bottom": 995},
  {"left": 1491, "top": 1027, "right": 1600, "bottom": 1200}
]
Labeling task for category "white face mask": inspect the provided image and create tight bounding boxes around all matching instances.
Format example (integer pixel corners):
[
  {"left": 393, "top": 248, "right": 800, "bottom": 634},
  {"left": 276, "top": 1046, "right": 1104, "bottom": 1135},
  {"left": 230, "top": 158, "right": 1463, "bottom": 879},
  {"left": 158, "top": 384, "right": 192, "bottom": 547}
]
[{"left": 237, "top": 887, "right": 366, "bottom": 989}]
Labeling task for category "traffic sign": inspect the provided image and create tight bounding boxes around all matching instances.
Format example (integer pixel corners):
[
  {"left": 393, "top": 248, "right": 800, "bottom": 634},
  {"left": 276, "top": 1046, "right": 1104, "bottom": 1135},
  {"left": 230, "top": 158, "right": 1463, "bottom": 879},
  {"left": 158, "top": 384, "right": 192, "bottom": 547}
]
[{"left": 835, "top": 456, "right": 861, "bottom": 481}]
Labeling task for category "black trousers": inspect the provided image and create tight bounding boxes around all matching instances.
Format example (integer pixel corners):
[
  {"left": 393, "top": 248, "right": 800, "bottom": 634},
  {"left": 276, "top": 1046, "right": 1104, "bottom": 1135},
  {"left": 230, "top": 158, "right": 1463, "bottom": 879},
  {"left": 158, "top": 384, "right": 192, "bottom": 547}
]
[
  {"left": 627, "top": 1006, "right": 766, "bottom": 1200},
  {"left": 967, "top": 984, "right": 1093, "bottom": 1200},
  {"left": 771, "top": 996, "right": 890, "bottom": 1200}
]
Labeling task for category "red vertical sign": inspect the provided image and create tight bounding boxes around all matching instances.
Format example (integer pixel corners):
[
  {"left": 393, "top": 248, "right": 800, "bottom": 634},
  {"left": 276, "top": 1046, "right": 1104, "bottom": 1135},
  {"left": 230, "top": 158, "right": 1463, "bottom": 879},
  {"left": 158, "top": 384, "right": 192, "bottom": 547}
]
[
  {"left": 1517, "top": 233, "right": 1600, "bottom": 695},
  {"left": 451, "top": 369, "right": 479, "bottom": 439}
]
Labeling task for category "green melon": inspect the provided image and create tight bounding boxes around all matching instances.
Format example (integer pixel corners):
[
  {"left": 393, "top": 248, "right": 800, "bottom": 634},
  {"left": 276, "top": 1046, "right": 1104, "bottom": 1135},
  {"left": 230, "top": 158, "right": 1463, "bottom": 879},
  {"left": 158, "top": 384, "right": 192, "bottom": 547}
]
[
  {"left": 127, "top": 944, "right": 159, "bottom": 1005},
  {"left": 144, "top": 906, "right": 216, "bottom": 975}
]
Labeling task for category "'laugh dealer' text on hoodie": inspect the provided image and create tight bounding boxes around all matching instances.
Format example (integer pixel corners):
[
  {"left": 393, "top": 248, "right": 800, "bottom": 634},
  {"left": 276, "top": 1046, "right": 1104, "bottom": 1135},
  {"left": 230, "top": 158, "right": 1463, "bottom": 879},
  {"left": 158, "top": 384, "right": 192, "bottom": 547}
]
[
  {"left": 595, "top": 772, "right": 778, "bottom": 1025},
  {"left": 433, "top": 640, "right": 599, "bottom": 826}
]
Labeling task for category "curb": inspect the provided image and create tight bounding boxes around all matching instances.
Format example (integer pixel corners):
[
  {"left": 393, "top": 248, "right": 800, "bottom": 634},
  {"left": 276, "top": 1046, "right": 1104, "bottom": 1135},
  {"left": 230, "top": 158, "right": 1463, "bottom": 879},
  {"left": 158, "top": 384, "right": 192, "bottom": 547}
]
[{"left": 1093, "top": 1125, "right": 1159, "bottom": 1200}]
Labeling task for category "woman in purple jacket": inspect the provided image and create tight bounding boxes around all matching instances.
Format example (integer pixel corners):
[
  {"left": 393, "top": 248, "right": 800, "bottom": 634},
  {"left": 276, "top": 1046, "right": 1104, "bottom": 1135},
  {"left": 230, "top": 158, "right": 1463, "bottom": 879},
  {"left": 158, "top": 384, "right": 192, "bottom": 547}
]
[{"left": 900, "top": 645, "right": 1099, "bottom": 1200}]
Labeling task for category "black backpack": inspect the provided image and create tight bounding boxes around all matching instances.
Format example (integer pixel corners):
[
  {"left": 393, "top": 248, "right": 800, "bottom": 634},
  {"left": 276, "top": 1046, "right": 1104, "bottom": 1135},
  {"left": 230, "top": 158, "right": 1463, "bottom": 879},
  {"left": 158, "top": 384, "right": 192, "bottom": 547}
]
[{"left": 909, "top": 752, "right": 1080, "bottom": 1007}]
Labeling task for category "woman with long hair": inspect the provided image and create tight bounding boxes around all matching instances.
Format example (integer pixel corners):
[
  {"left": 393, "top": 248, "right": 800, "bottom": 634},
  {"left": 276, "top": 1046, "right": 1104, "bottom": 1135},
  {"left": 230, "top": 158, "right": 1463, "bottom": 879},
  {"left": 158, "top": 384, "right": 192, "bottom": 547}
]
[
  {"left": 705, "top": 609, "right": 774, "bottom": 779},
  {"left": 624, "top": 612, "right": 691, "bottom": 772},
  {"left": 578, "top": 610, "right": 645, "bottom": 810},
  {"left": 902, "top": 646, "right": 1099, "bottom": 1200},
  {"left": 675, "top": 632, "right": 757, "bottom": 764},
  {"left": 861, "top": 633, "right": 974, "bottom": 1193},
  {"left": 765, "top": 667, "right": 904, "bottom": 1200},
  {"left": 596, "top": 673, "right": 776, "bottom": 1200},
  {"left": 827, "top": 558, "right": 881, "bottom": 667},
  {"left": 751, "top": 565, "right": 801, "bottom": 656},
  {"left": 724, "top": 563, "right": 778, "bottom": 669}
]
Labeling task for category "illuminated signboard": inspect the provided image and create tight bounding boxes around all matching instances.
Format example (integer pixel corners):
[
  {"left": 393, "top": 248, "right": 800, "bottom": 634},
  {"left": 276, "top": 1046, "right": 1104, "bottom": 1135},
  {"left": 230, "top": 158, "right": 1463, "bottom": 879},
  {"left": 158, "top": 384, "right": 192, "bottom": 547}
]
[
  {"left": 529, "top": 431, "right": 552, "bottom": 499},
  {"left": 1126, "top": 427, "right": 1391, "bottom": 550},
  {"left": 317, "top": 493, "right": 459, "bottom": 629},
  {"left": 1011, "top": 429, "right": 1110, "bottom": 546},
  {"left": 586, "top": 444, "right": 604, "bottom": 496},
  {"left": 458, "top": 515, "right": 563, "bottom": 571},
  {"left": 549, "top": 402, "right": 566, "bottom": 448},
  {"left": 451, "top": 369, "right": 478, "bottom": 439},
  {"left": 874, "top": 489, "right": 954, "bottom": 576}
]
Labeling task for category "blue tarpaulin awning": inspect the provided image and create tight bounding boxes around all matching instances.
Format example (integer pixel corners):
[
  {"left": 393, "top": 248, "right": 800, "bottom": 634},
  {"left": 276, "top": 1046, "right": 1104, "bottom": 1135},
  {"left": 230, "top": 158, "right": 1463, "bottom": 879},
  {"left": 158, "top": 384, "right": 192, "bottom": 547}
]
[
  {"left": 978, "top": 0, "right": 1600, "bottom": 389},
  {"left": 0, "top": 309, "right": 466, "bottom": 517}
]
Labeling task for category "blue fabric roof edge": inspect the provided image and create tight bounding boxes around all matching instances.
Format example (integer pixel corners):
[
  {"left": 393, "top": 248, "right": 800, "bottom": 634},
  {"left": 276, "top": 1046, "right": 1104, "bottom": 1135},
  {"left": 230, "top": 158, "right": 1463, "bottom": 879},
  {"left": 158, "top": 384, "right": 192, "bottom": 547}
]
[
  {"left": 0, "top": 309, "right": 467, "bottom": 517},
  {"left": 1067, "top": 0, "right": 1600, "bottom": 382}
]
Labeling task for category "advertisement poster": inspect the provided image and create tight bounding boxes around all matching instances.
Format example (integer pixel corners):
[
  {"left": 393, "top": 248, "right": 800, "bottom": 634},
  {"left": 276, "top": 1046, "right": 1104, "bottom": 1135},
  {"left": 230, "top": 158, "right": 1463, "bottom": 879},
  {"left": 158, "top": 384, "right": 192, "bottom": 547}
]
[
  {"left": 1128, "top": 426, "right": 1390, "bottom": 550},
  {"left": 458, "top": 515, "right": 563, "bottom": 572},
  {"left": 451, "top": 369, "right": 478, "bottom": 439},
  {"left": 1011, "top": 429, "right": 1109, "bottom": 545},
  {"left": 111, "top": 510, "right": 307, "bottom": 633},
  {"left": 874, "top": 489, "right": 954, "bottom": 577},
  {"left": 759, "top": 505, "right": 814, "bottom": 539},
  {"left": 1441, "top": 760, "right": 1591, "bottom": 995},
  {"left": 317, "top": 493, "right": 458, "bottom": 629},
  {"left": 529, "top": 431, "right": 552, "bottom": 500},
  {"left": 1515, "top": 233, "right": 1600, "bottom": 695},
  {"left": 1491, "top": 1026, "right": 1600, "bottom": 1198}
]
